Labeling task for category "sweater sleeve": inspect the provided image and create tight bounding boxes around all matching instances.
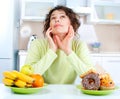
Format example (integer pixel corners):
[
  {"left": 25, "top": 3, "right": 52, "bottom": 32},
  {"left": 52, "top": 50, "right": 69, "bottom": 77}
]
[
  {"left": 67, "top": 41, "right": 95, "bottom": 76},
  {"left": 25, "top": 39, "right": 57, "bottom": 75}
]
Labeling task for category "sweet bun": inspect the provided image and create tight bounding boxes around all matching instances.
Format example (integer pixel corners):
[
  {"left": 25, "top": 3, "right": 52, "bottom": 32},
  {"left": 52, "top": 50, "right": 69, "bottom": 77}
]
[
  {"left": 99, "top": 73, "right": 115, "bottom": 90},
  {"left": 100, "top": 85, "right": 115, "bottom": 90}
]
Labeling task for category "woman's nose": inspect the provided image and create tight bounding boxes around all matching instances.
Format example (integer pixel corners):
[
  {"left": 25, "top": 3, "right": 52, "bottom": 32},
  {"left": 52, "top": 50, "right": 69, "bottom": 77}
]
[{"left": 55, "top": 18, "right": 60, "bottom": 22}]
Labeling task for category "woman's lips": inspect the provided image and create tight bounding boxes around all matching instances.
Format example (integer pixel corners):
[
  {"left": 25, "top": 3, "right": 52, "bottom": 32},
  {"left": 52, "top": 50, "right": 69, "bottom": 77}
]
[{"left": 54, "top": 24, "right": 62, "bottom": 28}]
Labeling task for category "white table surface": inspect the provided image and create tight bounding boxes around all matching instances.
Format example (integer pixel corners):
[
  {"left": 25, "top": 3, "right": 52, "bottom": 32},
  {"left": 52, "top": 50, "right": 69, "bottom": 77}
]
[{"left": 0, "top": 83, "right": 120, "bottom": 99}]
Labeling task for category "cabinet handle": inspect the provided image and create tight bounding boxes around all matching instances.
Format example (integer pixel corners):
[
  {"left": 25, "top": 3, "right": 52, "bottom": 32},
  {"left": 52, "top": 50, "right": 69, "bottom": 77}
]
[{"left": 108, "top": 60, "right": 120, "bottom": 62}]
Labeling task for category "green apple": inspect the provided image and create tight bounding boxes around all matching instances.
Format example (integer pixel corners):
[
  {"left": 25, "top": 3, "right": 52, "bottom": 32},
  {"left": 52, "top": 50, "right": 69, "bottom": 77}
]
[{"left": 20, "top": 65, "right": 34, "bottom": 75}]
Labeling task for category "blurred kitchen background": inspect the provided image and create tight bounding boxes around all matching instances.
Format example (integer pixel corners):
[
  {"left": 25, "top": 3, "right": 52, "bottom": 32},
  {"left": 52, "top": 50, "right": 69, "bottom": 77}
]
[{"left": 0, "top": 0, "right": 120, "bottom": 83}]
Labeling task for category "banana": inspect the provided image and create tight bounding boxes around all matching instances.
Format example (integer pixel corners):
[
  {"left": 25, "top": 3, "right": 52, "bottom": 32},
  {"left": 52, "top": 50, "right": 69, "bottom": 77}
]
[
  {"left": 14, "top": 79, "right": 26, "bottom": 88},
  {"left": 3, "top": 71, "right": 17, "bottom": 80},
  {"left": 2, "top": 78, "right": 14, "bottom": 86},
  {"left": 26, "top": 83, "right": 33, "bottom": 88},
  {"left": 12, "top": 70, "right": 34, "bottom": 84}
]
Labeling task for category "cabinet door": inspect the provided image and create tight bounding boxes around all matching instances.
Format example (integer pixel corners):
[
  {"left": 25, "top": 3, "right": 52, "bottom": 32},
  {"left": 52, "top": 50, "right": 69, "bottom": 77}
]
[
  {"left": 21, "top": 0, "right": 57, "bottom": 21},
  {"left": 0, "top": 59, "right": 13, "bottom": 82},
  {"left": 19, "top": 55, "right": 26, "bottom": 70},
  {"left": 87, "top": 0, "right": 120, "bottom": 24},
  {"left": 91, "top": 55, "right": 105, "bottom": 74},
  {"left": 0, "top": 0, "right": 13, "bottom": 58},
  {"left": 91, "top": 55, "right": 102, "bottom": 66},
  {"left": 102, "top": 56, "right": 120, "bottom": 84}
]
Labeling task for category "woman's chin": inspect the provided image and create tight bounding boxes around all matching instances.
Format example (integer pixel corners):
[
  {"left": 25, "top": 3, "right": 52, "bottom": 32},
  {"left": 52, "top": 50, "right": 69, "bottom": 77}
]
[{"left": 53, "top": 32, "right": 67, "bottom": 37}]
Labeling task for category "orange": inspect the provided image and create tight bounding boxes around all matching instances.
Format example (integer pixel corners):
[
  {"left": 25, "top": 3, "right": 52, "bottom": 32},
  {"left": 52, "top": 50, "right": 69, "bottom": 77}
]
[{"left": 31, "top": 74, "right": 44, "bottom": 87}]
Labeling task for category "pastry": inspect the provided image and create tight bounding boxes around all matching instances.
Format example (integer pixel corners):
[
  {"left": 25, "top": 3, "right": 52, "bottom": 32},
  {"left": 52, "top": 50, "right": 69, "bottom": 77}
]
[
  {"left": 99, "top": 73, "right": 115, "bottom": 90},
  {"left": 81, "top": 72, "right": 100, "bottom": 90}
]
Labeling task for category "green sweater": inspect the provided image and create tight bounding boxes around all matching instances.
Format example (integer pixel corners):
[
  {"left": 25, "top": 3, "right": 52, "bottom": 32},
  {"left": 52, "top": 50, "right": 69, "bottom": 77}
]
[{"left": 25, "top": 39, "right": 95, "bottom": 84}]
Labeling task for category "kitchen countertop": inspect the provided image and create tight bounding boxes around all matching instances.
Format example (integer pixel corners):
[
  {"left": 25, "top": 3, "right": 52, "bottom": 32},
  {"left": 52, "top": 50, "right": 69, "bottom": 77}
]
[
  {"left": 18, "top": 50, "right": 120, "bottom": 56},
  {"left": 90, "top": 52, "right": 120, "bottom": 57},
  {"left": 0, "top": 83, "right": 120, "bottom": 99}
]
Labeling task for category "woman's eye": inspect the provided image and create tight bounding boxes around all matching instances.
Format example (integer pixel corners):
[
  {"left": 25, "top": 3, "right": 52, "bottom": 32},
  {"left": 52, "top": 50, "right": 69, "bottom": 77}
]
[
  {"left": 51, "top": 17, "right": 55, "bottom": 20},
  {"left": 61, "top": 15, "right": 65, "bottom": 18}
]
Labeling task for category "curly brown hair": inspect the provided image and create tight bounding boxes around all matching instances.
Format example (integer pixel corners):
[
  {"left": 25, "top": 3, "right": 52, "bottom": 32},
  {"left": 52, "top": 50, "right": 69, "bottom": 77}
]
[{"left": 43, "top": 5, "right": 80, "bottom": 36}]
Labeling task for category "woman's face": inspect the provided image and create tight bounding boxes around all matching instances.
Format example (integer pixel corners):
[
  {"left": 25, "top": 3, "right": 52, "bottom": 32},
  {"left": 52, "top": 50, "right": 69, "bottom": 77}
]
[{"left": 50, "top": 10, "right": 71, "bottom": 35}]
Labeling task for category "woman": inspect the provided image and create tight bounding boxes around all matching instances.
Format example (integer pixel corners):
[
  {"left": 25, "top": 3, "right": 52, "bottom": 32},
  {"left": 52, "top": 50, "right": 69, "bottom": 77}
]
[{"left": 24, "top": 5, "right": 95, "bottom": 84}]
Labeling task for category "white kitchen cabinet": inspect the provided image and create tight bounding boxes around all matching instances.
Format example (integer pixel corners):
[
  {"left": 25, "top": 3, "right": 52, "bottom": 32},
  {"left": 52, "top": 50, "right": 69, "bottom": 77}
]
[
  {"left": 21, "top": 0, "right": 57, "bottom": 21},
  {"left": 0, "top": 59, "right": 13, "bottom": 81},
  {"left": 91, "top": 53, "right": 120, "bottom": 84},
  {"left": 66, "top": 0, "right": 92, "bottom": 15},
  {"left": 0, "top": 0, "right": 20, "bottom": 82},
  {"left": 18, "top": 50, "right": 27, "bottom": 70},
  {"left": 90, "top": 54, "right": 102, "bottom": 66},
  {"left": 18, "top": 50, "right": 120, "bottom": 84},
  {"left": 102, "top": 56, "right": 120, "bottom": 84},
  {"left": 87, "top": 0, "right": 120, "bottom": 24}
]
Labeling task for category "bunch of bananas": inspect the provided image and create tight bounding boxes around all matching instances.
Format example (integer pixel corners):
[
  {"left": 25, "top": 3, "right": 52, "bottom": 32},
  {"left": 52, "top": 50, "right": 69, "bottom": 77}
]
[{"left": 2, "top": 70, "right": 35, "bottom": 88}]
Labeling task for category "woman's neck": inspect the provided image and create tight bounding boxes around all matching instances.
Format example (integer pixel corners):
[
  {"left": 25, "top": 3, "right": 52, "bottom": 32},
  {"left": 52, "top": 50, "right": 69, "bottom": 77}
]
[{"left": 56, "top": 33, "right": 66, "bottom": 41}]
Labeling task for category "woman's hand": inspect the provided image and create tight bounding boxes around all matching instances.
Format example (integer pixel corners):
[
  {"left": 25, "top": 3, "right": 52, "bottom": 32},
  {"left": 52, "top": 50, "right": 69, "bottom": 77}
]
[
  {"left": 46, "top": 27, "right": 58, "bottom": 52},
  {"left": 55, "top": 25, "right": 74, "bottom": 55}
]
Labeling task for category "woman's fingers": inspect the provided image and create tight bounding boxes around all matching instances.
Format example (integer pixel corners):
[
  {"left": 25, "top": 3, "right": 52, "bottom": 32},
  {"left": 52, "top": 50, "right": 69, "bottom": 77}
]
[
  {"left": 65, "top": 25, "right": 74, "bottom": 40},
  {"left": 46, "top": 27, "right": 52, "bottom": 38},
  {"left": 46, "top": 26, "right": 74, "bottom": 54},
  {"left": 68, "top": 25, "right": 74, "bottom": 37},
  {"left": 46, "top": 27, "right": 58, "bottom": 52}
]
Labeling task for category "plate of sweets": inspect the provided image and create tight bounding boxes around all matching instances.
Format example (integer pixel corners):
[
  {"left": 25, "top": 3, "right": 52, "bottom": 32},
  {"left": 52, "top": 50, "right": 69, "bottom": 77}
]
[
  {"left": 76, "top": 85, "right": 118, "bottom": 95},
  {"left": 77, "top": 71, "right": 119, "bottom": 95}
]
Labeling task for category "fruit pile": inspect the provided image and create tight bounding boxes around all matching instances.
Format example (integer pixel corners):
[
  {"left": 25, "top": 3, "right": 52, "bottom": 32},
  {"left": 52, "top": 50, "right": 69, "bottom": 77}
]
[{"left": 2, "top": 70, "right": 44, "bottom": 88}]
